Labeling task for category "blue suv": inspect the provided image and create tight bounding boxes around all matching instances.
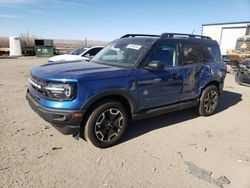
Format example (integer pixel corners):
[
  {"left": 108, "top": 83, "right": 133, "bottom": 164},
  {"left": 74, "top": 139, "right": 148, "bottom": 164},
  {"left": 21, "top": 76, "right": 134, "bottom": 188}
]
[{"left": 26, "top": 33, "right": 226, "bottom": 148}]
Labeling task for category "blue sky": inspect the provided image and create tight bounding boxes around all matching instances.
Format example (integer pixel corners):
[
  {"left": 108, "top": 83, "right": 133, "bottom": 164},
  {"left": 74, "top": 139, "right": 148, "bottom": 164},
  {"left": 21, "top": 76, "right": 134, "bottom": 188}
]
[{"left": 0, "top": 0, "right": 249, "bottom": 41}]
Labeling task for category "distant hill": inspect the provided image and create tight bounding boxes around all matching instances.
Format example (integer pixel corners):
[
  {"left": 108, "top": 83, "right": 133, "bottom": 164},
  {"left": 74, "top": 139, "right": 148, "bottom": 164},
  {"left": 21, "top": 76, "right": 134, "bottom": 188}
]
[
  {"left": 0, "top": 37, "right": 109, "bottom": 48},
  {"left": 53, "top": 39, "right": 108, "bottom": 48}
]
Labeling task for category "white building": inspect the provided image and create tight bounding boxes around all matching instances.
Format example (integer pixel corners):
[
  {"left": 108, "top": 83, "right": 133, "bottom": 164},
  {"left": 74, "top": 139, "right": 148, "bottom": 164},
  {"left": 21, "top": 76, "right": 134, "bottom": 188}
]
[{"left": 202, "top": 21, "right": 250, "bottom": 55}]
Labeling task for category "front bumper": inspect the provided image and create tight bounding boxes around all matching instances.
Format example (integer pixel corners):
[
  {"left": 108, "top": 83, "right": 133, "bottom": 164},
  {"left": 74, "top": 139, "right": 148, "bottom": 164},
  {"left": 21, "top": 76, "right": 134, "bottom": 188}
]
[
  {"left": 235, "top": 69, "right": 250, "bottom": 84},
  {"left": 26, "top": 91, "right": 83, "bottom": 135}
]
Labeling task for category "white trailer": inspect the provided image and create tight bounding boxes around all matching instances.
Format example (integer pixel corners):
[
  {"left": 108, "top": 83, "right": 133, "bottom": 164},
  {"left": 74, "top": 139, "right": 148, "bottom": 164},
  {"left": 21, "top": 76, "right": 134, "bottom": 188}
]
[{"left": 202, "top": 22, "right": 250, "bottom": 55}]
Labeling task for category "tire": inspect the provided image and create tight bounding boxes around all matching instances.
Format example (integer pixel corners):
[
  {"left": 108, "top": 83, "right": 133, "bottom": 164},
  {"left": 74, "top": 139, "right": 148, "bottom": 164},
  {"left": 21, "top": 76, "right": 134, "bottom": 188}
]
[
  {"left": 198, "top": 85, "right": 219, "bottom": 116},
  {"left": 84, "top": 101, "right": 128, "bottom": 148}
]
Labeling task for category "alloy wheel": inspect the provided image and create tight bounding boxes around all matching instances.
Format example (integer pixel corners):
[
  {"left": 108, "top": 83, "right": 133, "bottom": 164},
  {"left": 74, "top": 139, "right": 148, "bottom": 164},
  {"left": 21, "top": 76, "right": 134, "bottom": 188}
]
[
  {"left": 94, "top": 108, "right": 124, "bottom": 142},
  {"left": 203, "top": 90, "right": 218, "bottom": 113}
]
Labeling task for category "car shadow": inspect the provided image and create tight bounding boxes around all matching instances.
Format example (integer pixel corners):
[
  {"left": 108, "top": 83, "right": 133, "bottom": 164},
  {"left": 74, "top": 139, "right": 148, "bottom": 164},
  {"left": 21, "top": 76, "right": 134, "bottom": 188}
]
[
  {"left": 120, "top": 90, "right": 242, "bottom": 144},
  {"left": 216, "top": 90, "right": 242, "bottom": 113}
]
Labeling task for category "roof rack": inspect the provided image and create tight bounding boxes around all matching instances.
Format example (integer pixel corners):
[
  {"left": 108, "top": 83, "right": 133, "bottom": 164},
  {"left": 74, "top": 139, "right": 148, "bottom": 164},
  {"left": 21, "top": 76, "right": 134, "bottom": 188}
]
[
  {"left": 160, "top": 33, "right": 211, "bottom": 40},
  {"left": 120, "top": 33, "right": 212, "bottom": 40},
  {"left": 121, "top": 34, "right": 160, "bottom": 38}
]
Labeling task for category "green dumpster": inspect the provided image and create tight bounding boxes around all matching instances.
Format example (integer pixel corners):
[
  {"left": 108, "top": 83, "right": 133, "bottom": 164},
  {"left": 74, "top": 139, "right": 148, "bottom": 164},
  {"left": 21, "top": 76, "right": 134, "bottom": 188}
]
[{"left": 35, "top": 39, "right": 54, "bottom": 57}]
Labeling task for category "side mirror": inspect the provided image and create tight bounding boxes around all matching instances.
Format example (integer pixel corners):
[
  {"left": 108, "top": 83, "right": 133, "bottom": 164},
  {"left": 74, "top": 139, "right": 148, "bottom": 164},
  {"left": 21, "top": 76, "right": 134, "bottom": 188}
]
[{"left": 145, "top": 61, "right": 165, "bottom": 71}]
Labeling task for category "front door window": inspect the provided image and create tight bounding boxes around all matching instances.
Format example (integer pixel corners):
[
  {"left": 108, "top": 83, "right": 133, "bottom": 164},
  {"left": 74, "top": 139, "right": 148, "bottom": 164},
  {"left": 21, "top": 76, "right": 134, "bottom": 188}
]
[{"left": 148, "top": 44, "right": 178, "bottom": 68}]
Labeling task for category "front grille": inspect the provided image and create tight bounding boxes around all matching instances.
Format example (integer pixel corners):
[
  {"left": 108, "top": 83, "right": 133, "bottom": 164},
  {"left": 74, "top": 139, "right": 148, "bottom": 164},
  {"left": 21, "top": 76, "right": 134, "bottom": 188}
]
[
  {"left": 29, "top": 74, "right": 48, "bottom": 97},
  {"left": 30, "top": 73, "right": 47, "bottom": 86}
]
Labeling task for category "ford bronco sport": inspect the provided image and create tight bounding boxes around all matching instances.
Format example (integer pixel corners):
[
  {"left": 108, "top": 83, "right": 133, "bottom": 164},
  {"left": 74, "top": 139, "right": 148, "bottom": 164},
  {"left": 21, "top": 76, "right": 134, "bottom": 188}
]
[{"left": 26, "top": 33, "right": 226, "bottom": 148}]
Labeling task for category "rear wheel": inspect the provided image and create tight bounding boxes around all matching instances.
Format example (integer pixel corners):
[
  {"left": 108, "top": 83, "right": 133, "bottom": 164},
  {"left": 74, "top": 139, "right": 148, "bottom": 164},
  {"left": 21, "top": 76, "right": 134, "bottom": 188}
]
[
  {"left": 84, "top": 101, "right": 128, "bottom": 148},
  {"left": 199, "top": 85, "right": 219, "bottom": 116}
]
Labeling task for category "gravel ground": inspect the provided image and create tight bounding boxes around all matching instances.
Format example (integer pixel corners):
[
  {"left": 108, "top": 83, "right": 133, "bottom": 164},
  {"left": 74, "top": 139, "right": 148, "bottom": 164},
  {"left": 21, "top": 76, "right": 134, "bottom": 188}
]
[{"left": 0, "top": 57, "right": 250, "bottom": 188}]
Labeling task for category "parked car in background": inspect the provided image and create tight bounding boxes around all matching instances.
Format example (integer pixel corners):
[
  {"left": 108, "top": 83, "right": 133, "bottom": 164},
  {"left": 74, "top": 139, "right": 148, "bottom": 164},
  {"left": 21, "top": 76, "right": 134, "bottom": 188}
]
[
  {"left": 235, "top": 58, "right": 250, "bottom": 85},
  {"left": 48, "top": 46, "right": 104, "bottom": 63}
]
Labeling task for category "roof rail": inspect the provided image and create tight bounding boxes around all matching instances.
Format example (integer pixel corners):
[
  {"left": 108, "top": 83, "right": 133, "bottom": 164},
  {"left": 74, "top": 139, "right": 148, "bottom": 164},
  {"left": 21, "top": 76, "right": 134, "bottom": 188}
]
[
  {"left": 160, "top": 33, "right": 211, "bottom": 39},
  {"left": 121, "top": 34, "right": 160, "bottom": 38}
]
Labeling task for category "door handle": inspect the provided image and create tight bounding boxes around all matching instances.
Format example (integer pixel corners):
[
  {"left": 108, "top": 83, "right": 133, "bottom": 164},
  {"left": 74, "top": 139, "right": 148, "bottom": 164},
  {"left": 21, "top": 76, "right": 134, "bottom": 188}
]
[{"left": 172, "top": 73, "right": 181, "bottom": 79}]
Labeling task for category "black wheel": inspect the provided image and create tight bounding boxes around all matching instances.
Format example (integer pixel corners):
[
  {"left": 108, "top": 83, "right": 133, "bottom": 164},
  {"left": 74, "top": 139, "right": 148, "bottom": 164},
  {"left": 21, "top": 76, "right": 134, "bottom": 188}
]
[
  {"left": 199, "top": 85, "right": 219, "bottom": 116},
  {"left": 84, "top": 101, "right": 128, "bottom": 148}
]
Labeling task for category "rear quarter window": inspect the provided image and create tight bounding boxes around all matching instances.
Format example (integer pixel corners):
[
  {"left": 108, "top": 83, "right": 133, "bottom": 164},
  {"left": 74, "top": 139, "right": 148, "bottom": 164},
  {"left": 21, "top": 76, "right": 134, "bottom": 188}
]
[{"left": 205, "top": 44, "right": 221, "bottom": 61}]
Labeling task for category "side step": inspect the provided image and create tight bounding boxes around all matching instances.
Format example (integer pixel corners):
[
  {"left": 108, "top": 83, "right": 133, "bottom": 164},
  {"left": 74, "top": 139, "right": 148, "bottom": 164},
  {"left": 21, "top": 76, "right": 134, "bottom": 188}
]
[{"left": 133, "top": 100, "right": 198, "bottom": 120}]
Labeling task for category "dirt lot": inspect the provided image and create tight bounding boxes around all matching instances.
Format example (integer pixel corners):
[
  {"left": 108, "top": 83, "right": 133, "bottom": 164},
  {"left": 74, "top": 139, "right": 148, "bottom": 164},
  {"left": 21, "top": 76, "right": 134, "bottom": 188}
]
[{"left": 0, "top": 57, "right": 250, "bottom": 188}]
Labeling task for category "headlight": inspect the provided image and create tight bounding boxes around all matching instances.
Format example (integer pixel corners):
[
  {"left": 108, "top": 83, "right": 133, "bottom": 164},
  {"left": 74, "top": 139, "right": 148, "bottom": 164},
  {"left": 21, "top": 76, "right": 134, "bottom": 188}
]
[{"left": 44, "top": 82, "right": 76, "bottom": 100}]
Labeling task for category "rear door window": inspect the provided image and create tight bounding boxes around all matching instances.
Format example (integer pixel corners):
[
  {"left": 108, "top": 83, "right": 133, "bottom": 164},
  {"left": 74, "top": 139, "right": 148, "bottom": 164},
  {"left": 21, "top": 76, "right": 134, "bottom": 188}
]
[{"left": 181, "top": 43, "right": 203, "bottom": 65}]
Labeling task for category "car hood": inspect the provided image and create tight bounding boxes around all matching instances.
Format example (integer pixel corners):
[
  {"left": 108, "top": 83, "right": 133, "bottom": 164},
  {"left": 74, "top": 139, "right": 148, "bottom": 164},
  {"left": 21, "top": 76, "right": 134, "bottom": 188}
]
[
  {"left": 31, "top": 61, "right": 134, "bottom": 81},
  {"left": 48, "top": 54, "right": 89, "bottom": 62}
]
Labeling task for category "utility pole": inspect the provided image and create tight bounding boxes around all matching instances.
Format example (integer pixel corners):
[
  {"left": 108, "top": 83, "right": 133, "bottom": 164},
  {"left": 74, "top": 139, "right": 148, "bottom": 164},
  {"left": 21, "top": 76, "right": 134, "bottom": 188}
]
[{"left": 84, "top": 38, "right": 87, "bottom": 47}]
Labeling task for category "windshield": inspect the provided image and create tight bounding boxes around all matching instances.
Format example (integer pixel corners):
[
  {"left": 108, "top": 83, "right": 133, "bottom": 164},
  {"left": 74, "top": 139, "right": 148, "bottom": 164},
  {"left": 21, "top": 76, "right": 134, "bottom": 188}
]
[
  {"left": 70, "top": 47, "right": 88, "bottom": 55},
  {"left": 91, "top": 39, "right": 154, "bottom": 68}
]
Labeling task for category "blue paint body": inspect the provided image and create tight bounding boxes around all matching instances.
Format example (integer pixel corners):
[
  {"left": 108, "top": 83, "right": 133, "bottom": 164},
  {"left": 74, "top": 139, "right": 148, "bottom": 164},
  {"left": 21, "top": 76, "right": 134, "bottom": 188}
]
[
  {"left": 27, "top": 36, "right": 226, "bottom": 128},
  {"left": 29, "top": 60, "right": 225, "bottom": 109}
]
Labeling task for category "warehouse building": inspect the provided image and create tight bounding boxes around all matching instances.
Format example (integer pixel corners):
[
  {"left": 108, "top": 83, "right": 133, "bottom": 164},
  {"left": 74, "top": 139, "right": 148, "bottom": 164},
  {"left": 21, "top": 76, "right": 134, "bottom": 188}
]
[{"left": 202, "top": 21, "right": 250, "bottom": 55}]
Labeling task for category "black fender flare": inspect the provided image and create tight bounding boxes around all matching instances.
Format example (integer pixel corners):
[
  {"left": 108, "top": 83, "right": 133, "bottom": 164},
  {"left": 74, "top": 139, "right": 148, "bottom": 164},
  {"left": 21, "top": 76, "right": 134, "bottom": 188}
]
[
  {"left": 80, "top": 89, "right": 138, "bottom": 114},
  {"left": 199, "top": 79, "right": 222, "bottom": 97}
]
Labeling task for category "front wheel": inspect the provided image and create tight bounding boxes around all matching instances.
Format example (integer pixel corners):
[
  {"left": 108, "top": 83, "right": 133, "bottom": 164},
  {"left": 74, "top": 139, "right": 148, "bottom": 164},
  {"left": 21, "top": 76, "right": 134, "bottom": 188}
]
[
  {"left": 84, "top": 101, "right": 128, "bottom": 148},
  {"left": 199, "top": 85, "right": 219, "bottom": 116}
]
